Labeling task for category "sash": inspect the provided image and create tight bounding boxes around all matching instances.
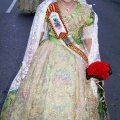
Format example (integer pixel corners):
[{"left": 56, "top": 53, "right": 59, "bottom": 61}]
[{"left": 46, "top": 2, "right": 88, "bottom": 65}]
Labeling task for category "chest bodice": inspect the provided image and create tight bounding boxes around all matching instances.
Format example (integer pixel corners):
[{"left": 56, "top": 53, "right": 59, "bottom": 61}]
[{"left": 46, "top": 2, "right": 94, "bottom": 45}]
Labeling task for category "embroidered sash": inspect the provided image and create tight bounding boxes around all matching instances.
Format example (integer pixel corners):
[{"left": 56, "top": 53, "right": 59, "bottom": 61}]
[{"left": 46, "top": 2, "right": 88, "bottom": 65}]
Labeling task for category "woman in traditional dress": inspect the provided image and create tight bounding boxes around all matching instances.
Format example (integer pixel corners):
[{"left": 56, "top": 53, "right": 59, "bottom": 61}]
[{"left": 0, "top": 0, "right": 110, "bottom": 119}]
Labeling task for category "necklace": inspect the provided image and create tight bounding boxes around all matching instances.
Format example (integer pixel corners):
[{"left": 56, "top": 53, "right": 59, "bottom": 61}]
[{"left": 60, "top": 1, "right": 75, "bottom": 13}]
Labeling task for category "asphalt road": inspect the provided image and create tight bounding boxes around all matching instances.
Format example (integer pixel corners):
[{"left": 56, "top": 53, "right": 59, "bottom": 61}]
[{"left": 0, "top": 0, "right": 120, "bottom": 119}]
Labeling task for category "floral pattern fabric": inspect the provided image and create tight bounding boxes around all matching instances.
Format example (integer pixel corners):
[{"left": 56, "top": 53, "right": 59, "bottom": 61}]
[{"left": 1, "top": 41, "right": 99, "bottom": 120}]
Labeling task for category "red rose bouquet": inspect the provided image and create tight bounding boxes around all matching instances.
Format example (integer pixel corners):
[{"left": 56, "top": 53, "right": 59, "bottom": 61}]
[
  {"left": 86, "top": 61, "right": 112, "bottom": 119},
  {"left": 86, "top": 61, "right": 112, "bottom": 81}
]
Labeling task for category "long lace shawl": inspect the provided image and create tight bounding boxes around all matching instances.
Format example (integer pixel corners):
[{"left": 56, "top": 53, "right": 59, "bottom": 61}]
[
  {"left": 8, "top": 0, "right": 100, "bottom": 98},
  {"left": 8, "top": 0, "right": 52, "bottom": 92}
]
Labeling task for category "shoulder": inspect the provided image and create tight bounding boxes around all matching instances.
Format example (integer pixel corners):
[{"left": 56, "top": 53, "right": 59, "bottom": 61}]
[
  {"left": 79, "top": 3, "right": 95, "bottom": 26},
  {"left": 80, "top": 3, "right": 91, "bottom": 9},
  {"left": 36, "top": 1, "right": 55, "bottom": 13},
  {"left": 80, "top": 3, "right": 94, "bottom": 14},
  {"left": 46, "top": 1, "right": 58, "bottom": 10}
]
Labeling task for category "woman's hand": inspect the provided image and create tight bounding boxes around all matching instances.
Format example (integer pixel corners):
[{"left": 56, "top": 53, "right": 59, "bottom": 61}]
[{"left": 95, "top": 79, "right": 100, "bottom": 85}]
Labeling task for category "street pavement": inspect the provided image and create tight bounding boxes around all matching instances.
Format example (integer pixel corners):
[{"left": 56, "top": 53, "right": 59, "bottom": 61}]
[{"left": 0, "top": 0, "right": 120, "bottom": 119}]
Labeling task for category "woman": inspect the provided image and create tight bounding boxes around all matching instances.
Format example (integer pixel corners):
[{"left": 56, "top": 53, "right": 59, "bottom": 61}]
[{"left": 0, "top": 0, "right": 110, "bottom": 119}]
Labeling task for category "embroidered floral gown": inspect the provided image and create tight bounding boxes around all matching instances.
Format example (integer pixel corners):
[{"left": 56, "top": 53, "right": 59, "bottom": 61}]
[{"left": 0, "top": 2, "right": 109, "bottom": 120}]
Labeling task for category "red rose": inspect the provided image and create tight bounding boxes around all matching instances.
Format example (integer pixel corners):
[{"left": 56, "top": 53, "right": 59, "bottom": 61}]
[{"left": 86, "top": 61, "right": 112, "bottom": 80}]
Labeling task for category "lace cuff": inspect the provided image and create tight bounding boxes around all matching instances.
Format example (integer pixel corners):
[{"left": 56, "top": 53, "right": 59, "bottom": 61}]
[{"left": 82, "top": 24, "right": 94, "bottom": 40}]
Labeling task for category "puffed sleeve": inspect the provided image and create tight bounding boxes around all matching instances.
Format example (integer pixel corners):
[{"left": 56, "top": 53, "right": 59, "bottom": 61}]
[{"left": 82, "top": 5, "right": 95, "bottom": 40}]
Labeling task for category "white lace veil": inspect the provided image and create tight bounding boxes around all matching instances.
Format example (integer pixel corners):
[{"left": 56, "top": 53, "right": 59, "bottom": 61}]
[{"left": 8, "top": 0, "right": 100, "bottom": 98}]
